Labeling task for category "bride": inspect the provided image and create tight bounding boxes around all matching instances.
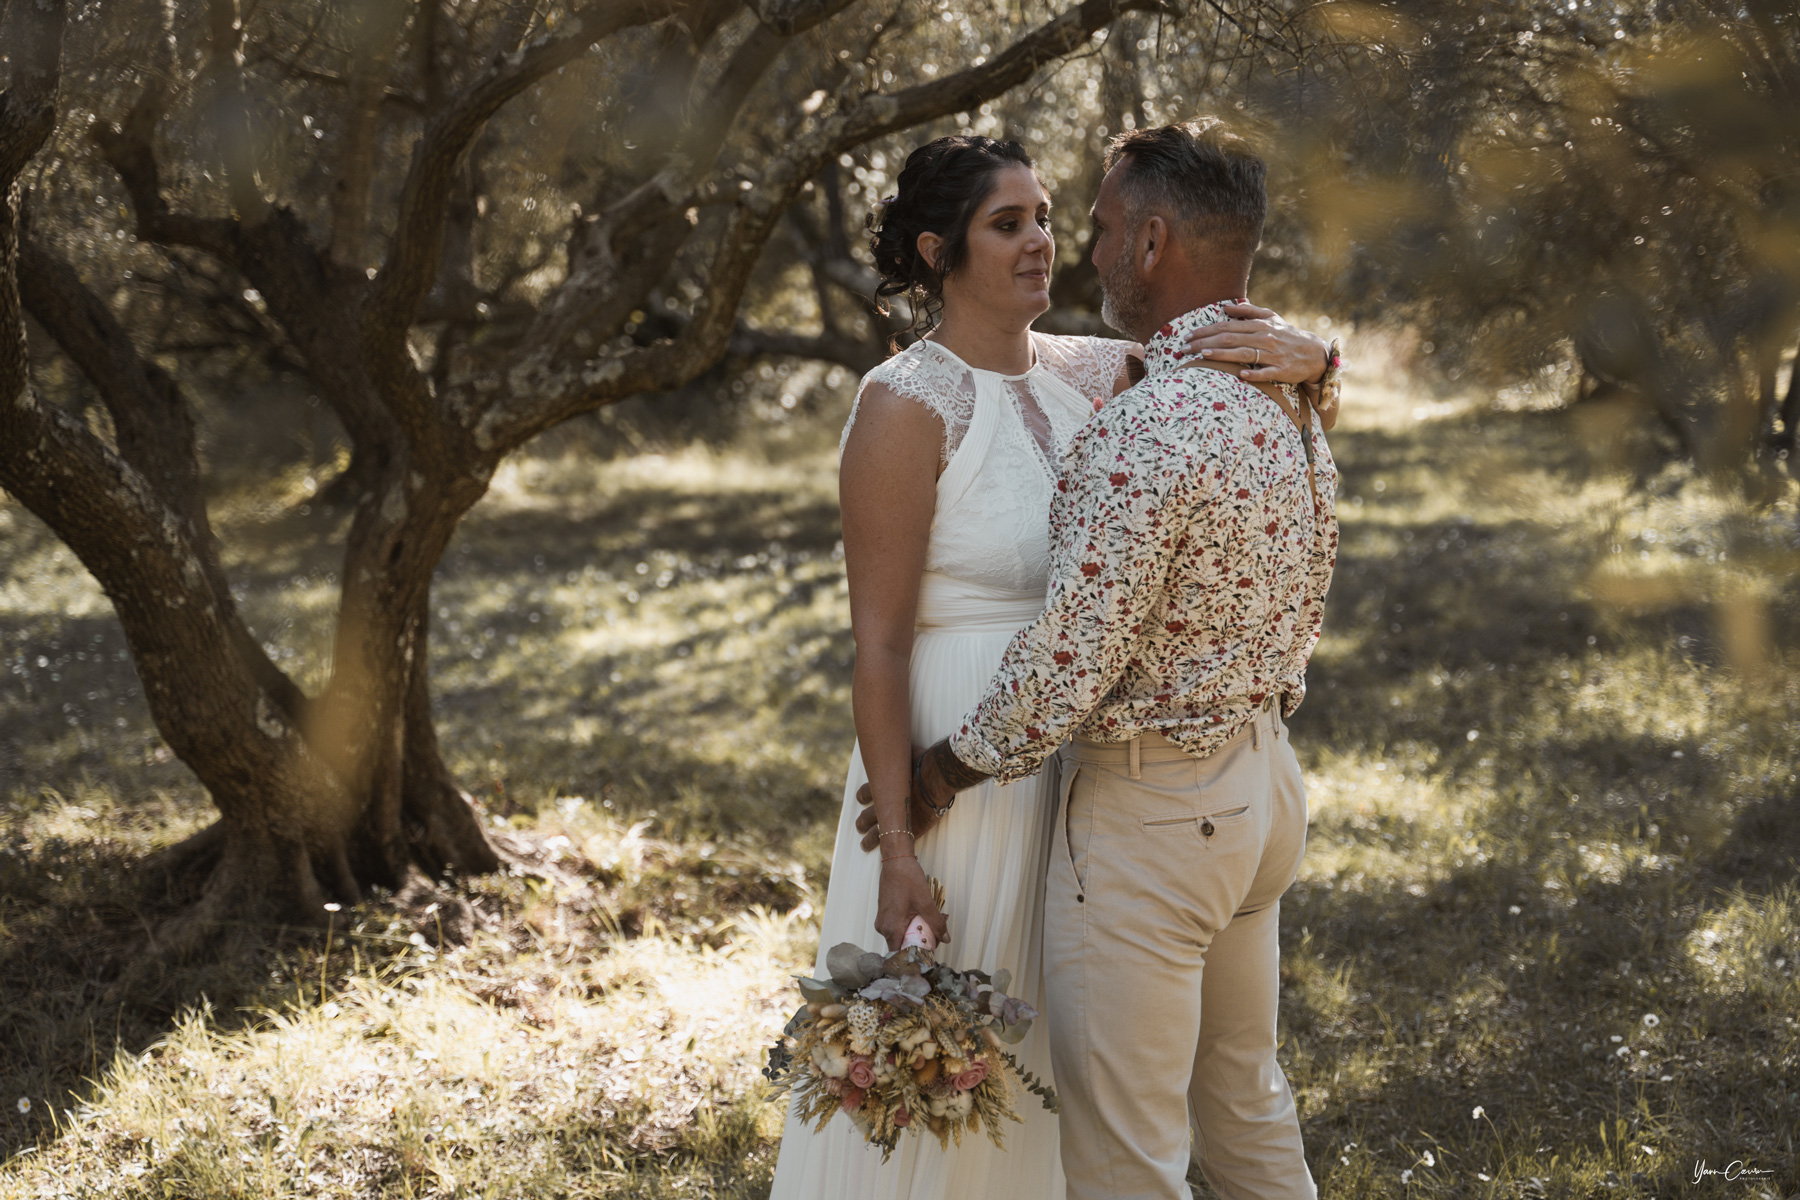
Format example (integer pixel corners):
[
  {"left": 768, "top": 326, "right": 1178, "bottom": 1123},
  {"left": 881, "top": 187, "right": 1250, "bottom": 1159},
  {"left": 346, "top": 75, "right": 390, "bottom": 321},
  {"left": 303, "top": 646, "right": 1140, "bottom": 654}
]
[{"left": 768, "top": 134, "right": 1335, "bottom": 1198}]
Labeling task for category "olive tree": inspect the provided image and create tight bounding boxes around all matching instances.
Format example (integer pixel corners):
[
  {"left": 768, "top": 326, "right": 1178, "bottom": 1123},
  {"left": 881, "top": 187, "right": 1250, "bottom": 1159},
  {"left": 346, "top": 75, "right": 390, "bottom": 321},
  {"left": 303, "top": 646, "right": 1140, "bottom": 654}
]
[{"left": 0, "top": 0, "right": 1179, "bottom": 959}]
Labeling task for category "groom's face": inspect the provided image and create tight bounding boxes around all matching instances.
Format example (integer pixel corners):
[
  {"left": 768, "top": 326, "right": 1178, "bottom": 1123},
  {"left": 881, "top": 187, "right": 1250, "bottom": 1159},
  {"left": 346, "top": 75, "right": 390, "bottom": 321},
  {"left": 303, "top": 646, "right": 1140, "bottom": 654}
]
[{"left": 1090, "top": 162, "right": 1151, "bottom": 341}]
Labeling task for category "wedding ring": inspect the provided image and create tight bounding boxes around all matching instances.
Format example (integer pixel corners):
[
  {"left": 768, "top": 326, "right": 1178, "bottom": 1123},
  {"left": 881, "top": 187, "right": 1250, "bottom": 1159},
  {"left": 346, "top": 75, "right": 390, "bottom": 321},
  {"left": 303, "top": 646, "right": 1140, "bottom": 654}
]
[{"left": 1253, "top": 347, "right": 1261, "bottom": 366}]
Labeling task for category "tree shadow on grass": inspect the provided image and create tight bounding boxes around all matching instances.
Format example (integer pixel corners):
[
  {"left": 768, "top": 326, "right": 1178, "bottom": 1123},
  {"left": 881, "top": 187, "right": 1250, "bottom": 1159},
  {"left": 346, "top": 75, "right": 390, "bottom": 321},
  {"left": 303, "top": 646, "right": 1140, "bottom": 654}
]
[
  {"left": 1274, "top": 779, "right": 1799, "bottom": 1196},
  {"left": 1257, "top": 410, "right": 1800, "bottom": 1196}
]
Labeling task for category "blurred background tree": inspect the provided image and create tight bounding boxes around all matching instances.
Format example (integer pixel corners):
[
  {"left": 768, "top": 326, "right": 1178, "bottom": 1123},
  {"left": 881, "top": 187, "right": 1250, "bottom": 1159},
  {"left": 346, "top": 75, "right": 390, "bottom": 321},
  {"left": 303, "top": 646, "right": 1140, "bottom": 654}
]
[{"left": 1282, "top": 0, "right": 1799, "bottom": 475}]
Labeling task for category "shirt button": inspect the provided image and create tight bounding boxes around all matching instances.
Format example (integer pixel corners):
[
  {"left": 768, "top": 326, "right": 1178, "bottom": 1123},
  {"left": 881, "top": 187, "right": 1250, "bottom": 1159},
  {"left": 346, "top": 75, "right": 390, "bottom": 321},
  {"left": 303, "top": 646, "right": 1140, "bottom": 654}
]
[{"left": 1076, "top": 894, "right": 1085, "bottom": 903}]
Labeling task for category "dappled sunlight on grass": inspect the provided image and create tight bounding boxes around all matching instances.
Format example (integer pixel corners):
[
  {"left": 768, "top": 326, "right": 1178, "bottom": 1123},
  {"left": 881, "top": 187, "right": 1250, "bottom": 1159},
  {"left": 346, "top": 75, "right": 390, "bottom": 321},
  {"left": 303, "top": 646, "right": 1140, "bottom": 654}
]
[
  {"left": 4, "top": 369, "right": 1798, "bottom": 1196},
  {"left": 0, "top": 902, "right": 815, "bottom": 1199},
  {"left": 1271, "top": 377, "right": 1798, "bottom": 1198}
]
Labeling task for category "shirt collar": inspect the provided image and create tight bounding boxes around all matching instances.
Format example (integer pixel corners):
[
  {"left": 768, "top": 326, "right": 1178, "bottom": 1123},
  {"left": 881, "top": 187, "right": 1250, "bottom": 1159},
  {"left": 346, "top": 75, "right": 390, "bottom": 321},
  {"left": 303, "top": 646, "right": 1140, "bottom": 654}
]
[{"left": 1141, "top": 302, "right": 1233, "bottom": 383}]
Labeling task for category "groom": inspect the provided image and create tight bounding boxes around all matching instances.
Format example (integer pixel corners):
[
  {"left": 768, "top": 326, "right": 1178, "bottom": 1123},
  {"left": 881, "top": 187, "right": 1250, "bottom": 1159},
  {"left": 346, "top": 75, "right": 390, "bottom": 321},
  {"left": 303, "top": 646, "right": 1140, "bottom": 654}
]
[{"left": 859, "top": 119, "right": 1337, "bottom": 1199}]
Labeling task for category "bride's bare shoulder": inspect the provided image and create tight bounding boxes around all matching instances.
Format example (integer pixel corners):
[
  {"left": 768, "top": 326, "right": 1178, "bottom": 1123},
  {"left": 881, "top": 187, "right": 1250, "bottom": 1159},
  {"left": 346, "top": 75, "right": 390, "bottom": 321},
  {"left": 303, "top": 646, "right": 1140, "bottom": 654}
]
[
  {"left": 841, "top": 342, "right": 973, "bottom": 463},
  {"left": 840, "top": 377, "right": 948, "bottom": 464}
]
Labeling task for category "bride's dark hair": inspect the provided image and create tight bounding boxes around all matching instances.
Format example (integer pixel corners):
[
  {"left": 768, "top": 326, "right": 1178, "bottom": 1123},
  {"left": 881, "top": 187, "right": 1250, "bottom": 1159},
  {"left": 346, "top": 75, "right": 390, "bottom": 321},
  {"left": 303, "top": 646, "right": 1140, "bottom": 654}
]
[{"left": 867, "top": 135, "right": 1036, "bottom": 346}]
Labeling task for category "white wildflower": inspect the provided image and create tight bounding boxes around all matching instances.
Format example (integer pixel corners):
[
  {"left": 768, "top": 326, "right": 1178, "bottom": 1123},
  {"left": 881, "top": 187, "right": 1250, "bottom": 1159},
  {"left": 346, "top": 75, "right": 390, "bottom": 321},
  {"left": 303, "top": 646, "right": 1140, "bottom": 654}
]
[
  {"left": 1642, "top": 1013, "right": 1660, "bottom": 1028},
  {"left": 1472, "top": 1105, "right": 1485, "bottom": 1120},
  {"left": 1401, "top": 1169, "right": 1414, "bottom": 1184},
  {"left": 14, "top": 1098, "right": 28, "bottom": 1115},
  {"left": 810, "top": 1043, "right": 850, "bottom": 1079},
  {"left": 1421, "top": 1150, "right": 1436, "bottom": 1167}
]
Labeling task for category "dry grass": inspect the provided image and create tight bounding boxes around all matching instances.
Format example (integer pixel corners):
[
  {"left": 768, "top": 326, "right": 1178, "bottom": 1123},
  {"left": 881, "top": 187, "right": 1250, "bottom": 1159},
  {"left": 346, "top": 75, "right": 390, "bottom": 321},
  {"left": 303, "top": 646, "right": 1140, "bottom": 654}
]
[{"left": 3, "top": 363, "right": 1798, "bottom": 1198}]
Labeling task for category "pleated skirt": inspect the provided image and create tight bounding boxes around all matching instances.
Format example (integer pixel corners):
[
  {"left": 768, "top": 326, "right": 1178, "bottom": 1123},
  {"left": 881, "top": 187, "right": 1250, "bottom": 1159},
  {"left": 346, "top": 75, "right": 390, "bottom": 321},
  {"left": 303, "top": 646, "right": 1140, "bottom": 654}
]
[{"left": 766, "top": 615, "right": 1066, "bottom": 1200}]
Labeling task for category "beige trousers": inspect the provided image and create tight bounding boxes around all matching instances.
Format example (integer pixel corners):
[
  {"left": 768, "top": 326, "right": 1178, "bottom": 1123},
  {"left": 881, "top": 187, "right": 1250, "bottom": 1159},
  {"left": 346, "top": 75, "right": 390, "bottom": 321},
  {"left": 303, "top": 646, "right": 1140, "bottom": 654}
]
[{"left": 1046, "top": 704, "right": 1315, "bottom": 1200}]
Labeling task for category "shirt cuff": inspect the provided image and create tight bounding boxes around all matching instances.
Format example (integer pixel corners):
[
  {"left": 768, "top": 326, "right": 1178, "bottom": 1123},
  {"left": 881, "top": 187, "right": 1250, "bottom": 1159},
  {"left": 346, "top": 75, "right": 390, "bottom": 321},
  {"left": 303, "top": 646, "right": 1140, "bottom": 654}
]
[{"left": 947, "top": 726, "right": 1005, "bottom": 782}]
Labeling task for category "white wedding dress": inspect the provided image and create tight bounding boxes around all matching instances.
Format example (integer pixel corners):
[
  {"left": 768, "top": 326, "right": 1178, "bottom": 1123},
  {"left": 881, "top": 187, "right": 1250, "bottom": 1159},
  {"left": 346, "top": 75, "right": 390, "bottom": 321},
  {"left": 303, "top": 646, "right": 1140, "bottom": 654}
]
[{"left": 769, "top": 330, "right": 1134, "bottom": 1200}]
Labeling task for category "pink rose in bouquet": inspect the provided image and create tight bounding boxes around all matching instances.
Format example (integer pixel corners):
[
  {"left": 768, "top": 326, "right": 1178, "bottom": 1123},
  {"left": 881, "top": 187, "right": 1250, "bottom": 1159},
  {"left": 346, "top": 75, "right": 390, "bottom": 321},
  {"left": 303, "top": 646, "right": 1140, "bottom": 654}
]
[
  {"left": 952, "top": 1059, "right": 990, "bottom": 1092},
  {"left": 893, "top": 1106, "right": 912, "bottom": 1128},
  {"left": 839, "top": 1084, "right": 866, "bottom": 1112},
  {"left": 847, "top": 1056, "right": 876, "bottom": 1090}
]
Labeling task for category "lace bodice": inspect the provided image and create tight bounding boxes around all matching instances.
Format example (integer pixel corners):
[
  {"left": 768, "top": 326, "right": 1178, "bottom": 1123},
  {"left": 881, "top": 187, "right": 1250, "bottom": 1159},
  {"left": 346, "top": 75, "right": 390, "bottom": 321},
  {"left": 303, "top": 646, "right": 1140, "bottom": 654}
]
[{"left": 841, "top": 332, "right": 1136, "bottom": 594}]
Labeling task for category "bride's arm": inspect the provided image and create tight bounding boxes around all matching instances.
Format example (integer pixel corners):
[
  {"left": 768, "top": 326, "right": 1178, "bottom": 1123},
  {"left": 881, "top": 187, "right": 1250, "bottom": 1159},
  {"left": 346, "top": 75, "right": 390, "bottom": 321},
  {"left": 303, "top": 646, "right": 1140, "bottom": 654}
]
[{"left": 839, "top": 383, "right": 952, "bottom": 951}]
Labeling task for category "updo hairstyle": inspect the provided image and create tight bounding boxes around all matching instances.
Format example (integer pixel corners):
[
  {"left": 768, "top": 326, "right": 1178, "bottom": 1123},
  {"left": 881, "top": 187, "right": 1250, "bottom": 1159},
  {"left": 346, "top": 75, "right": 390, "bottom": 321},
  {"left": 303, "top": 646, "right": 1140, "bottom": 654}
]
[{"left": 867, "top": 135, "right": 1036, "bottom": 344}]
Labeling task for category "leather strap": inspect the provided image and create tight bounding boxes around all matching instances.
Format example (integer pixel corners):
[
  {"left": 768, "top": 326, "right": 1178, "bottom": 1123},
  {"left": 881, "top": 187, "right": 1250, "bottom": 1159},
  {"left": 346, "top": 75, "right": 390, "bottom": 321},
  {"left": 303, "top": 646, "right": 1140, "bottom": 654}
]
[{"left": 1268, "top": 383, "right": 1319, "bottom": 513}]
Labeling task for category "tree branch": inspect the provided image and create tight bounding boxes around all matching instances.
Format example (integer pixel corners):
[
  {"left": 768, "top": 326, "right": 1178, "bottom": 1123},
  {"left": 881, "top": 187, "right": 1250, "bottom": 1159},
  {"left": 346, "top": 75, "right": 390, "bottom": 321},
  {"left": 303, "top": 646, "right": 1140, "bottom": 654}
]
[
  {"left": 328, "top": 0, "right": 413, "bottom": 269},
  {"left": 523, "top": 11, "right": 827, "bottom": 357},
  {"left": 92, "top": 82, "right": 239, "bottom": 260},
  {"left": 729, "top": 323, "right": 884, "bottom": 373},
  {"left": 17, "top": 228, "right": 310, "bottom": 723},
  {"left": 0, "top": 0, "right": 68, "bottom": 182},
  {"left": 246, "top": 53, "right": 427, "bottom": 115},
  {"left": 207, "top": 0, "right": 272, "bottom": 226},
  {"left": 476, "top": 0, "right": 1167, "bottom": 446},
  {"left": 361, "top": 0, "right": 682, "bottom": 463}
]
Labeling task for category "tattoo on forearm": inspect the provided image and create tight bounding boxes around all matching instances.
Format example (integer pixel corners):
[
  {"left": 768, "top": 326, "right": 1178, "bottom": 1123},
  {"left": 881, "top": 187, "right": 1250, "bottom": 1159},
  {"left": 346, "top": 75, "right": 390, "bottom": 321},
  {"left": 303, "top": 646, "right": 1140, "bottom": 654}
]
[{"left": 929, "top": 740, "right": 991, "bottom": 791}]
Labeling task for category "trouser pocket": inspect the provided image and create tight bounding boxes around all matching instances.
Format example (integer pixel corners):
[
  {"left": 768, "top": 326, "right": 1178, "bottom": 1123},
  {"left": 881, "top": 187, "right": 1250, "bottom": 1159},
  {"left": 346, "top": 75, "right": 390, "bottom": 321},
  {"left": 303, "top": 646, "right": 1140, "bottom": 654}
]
[{"left": 1061, "top": 764, "right": 1090, "bottom": 894}]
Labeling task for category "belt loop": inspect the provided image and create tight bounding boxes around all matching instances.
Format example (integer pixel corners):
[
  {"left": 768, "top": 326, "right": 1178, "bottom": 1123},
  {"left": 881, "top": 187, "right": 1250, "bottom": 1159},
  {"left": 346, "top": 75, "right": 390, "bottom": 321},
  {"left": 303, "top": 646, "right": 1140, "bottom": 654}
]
[
  {"left": 1251, "top": 718, "right": 1261, "bottom": 751},
  {"left": 1128, "top": 736, "right": 1141, "bottom": 780}
]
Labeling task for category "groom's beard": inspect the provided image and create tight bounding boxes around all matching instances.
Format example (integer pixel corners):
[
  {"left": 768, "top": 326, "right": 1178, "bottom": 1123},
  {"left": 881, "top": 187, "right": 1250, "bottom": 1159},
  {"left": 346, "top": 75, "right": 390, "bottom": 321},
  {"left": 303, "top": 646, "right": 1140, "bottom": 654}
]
[{"left": 1099, "top": 248, "right": 1151, "bottom": 341}]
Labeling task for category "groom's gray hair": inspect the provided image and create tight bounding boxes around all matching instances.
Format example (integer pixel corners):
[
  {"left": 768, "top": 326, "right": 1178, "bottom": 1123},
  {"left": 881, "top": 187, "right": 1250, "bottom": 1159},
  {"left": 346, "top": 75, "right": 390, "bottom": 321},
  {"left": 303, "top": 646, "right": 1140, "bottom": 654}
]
[{"left": 1104, "top": 118, "right": 1266, "bottom": 255}]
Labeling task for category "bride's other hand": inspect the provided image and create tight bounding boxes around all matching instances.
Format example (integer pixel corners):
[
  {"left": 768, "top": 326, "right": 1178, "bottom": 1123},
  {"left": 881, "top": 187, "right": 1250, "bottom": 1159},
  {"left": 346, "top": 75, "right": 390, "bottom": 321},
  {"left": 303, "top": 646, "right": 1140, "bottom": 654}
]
[
  {"left": 1182, "top": 301, "right": 1330, "bottom": 386},
  {"left": 875, "top": 855, "right": 950, "bottom": 951}
]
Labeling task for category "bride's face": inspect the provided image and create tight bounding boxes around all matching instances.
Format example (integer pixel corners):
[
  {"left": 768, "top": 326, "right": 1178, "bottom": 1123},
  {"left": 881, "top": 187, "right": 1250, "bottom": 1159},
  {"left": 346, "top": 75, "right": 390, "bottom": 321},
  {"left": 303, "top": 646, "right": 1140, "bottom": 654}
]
[{"left": 925, "top": 165, "right": 1054, "bottom": 323}]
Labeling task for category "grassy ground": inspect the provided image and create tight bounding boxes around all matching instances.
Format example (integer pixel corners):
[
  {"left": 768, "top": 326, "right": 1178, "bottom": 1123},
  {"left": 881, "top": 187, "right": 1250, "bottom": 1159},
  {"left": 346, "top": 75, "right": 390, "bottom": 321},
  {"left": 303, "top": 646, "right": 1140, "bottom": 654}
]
[{"left": 1, "top": 361, "right": 1797, "bottom": 1198}]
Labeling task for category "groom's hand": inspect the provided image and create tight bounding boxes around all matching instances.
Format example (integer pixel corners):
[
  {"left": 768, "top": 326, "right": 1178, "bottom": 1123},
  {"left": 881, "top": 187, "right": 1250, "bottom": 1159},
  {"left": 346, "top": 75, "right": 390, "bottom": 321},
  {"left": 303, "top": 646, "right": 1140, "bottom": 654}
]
[
  {"left": 855, "top": 774, "right": 943, "bottom": 851},
  {"left": 854, "top": 740, "right": 990, "bottom": 852}
]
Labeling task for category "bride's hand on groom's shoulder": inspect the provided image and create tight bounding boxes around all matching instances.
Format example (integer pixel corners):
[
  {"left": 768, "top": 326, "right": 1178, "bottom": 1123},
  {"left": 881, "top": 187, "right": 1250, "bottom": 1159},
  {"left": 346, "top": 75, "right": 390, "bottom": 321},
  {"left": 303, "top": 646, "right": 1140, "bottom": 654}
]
[{"left": 1181, "top": 300, "right": 1333, "bottom": 387}]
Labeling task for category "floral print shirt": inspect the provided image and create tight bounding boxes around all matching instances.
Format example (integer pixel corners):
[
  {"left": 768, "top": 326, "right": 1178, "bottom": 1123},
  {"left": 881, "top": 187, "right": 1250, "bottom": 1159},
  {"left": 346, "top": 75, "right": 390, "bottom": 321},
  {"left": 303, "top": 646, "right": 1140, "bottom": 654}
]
[{"left": 948, "top": 302, "right": 1340, "bottom": 783}]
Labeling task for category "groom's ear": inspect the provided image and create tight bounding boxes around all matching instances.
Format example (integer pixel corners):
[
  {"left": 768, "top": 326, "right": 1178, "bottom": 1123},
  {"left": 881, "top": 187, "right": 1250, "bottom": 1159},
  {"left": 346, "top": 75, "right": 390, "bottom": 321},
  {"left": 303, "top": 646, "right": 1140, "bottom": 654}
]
[{"left": 1141, "top": 214, "right": 1168, "bottom": 273}]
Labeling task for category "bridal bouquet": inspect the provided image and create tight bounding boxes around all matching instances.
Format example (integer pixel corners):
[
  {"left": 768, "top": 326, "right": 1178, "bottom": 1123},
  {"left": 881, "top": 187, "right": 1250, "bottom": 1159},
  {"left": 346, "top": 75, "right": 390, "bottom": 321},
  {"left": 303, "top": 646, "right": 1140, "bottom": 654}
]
[{"left": 762, "top": 894, "right": 1058, "bottom": 1159}]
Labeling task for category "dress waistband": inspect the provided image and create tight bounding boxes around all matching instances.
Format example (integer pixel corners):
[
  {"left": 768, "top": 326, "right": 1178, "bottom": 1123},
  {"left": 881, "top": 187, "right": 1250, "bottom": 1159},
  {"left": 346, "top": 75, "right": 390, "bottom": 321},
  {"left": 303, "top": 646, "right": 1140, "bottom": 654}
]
[{"left": 914, "top": 571, "right": 1045, "bottom": 635}]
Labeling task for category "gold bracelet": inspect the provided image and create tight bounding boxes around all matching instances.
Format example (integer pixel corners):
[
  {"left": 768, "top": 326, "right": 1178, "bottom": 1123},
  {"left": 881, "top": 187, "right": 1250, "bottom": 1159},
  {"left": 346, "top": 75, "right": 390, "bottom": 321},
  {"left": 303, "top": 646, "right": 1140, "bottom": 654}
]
[{"left": 877, "top": 828, "right": 914, "bottom": 840}]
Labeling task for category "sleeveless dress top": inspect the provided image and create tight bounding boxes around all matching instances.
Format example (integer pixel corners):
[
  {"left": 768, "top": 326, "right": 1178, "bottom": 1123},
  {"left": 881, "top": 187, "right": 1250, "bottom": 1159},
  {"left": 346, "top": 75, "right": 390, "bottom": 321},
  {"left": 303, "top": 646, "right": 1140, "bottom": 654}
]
[{"left": 768, "top": 330, "right": 1133, "bottom": 1200}]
